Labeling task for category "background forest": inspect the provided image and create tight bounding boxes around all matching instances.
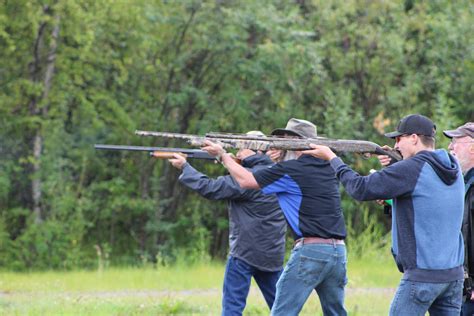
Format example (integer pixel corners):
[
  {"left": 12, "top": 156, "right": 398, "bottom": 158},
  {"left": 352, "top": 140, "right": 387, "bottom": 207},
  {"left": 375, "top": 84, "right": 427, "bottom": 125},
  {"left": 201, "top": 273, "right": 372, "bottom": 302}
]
[{"left": 0, "top": 0, "right": 472, "bottom": 270}]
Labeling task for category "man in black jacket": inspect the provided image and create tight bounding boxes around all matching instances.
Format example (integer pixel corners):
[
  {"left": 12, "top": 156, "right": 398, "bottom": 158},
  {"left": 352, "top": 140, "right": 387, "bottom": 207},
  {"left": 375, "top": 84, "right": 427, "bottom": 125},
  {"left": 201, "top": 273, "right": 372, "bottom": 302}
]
[
  {"left": 444, "top": 122, "right": 474, "bottom": 316},
  {"left": 167, "top": 131, "right": 286, "bottom": 316}
]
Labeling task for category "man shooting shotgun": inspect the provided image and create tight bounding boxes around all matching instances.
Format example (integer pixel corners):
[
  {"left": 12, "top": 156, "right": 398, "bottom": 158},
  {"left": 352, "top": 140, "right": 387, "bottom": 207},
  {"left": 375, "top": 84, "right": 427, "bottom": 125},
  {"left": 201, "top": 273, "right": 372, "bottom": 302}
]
[
  {"left": 134, "top": 128, "right": 402, "bottom": 162},
  {"left": 165, "top": 130, "right": 286, "bottom": 315},
  {"left": 198, "top": 118, "right": 349, "bottom": 315}
]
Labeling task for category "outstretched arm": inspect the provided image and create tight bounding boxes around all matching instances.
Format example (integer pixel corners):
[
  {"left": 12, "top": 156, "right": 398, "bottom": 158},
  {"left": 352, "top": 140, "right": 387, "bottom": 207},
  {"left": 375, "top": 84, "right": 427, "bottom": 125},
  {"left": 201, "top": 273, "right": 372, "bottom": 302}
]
[
  {"left": 201, "top": 140, "right": 260, "bottom": 189},
  {"left": 166, "top": 153, "right": 248, "bottom": 200},
  {"left": 303, "top": 144, "right": 415, "bottom": 201}
]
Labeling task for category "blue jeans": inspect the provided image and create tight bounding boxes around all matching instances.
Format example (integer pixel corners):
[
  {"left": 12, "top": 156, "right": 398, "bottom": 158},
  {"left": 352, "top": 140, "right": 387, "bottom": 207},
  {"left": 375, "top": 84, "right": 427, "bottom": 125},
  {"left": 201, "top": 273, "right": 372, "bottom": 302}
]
[
  {"left": 222, "top": 256, "right": 282, "bottom": 316},
  {"left": 271, "top": 243, "right": 347, "bottom": 316},
  {"left": 389, "top": 279, "right": 463, "bottom": 315}
]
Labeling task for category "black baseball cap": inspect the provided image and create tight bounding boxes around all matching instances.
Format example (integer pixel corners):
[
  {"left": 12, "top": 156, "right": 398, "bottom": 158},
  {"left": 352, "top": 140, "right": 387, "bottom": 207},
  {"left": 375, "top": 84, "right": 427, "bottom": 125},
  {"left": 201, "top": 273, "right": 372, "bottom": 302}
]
[{"left": 385, "top": 114, "right": 436, "bottom": 138}]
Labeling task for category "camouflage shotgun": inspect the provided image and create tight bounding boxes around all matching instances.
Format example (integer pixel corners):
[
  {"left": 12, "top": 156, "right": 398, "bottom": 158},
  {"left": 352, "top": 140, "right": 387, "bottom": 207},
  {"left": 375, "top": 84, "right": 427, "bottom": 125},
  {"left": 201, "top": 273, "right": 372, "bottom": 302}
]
[{"left": 134, "top": 131, "right": 402, "bottom": 162}]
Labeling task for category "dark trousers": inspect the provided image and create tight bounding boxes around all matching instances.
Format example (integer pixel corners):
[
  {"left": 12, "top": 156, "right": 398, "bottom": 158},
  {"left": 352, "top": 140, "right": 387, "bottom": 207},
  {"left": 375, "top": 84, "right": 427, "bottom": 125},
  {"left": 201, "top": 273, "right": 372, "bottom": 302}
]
[
  {"left": 462, "top": 300, "right": 474, "bottom": 316},
  {"left": 221, "top": 256, "right": 282, "bottom": 316}
]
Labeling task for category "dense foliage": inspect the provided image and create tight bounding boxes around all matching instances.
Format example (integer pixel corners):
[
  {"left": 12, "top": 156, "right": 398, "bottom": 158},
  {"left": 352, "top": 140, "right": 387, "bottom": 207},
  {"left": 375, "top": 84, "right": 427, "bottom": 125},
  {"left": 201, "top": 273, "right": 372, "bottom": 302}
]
[{"left": 0, "top": 0, "right": 472, "bottom": 270}]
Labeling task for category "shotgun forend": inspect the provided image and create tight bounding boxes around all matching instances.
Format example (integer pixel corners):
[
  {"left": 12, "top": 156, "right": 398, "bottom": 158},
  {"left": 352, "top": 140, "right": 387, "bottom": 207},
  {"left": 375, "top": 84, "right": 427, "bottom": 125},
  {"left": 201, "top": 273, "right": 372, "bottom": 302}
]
[{"left": 94, "top": 144, "right": 215, "bottom": 160}]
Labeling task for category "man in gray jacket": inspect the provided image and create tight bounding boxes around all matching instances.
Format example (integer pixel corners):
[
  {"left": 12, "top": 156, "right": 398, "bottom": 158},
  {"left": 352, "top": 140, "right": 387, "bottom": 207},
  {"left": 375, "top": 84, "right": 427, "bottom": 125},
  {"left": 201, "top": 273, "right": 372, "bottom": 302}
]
[
  {"left": 167, "top": 132, "right": 286, "bottom": 316},
  {"left": 444, "top": 122, "right": 474, "bottom": 316}
]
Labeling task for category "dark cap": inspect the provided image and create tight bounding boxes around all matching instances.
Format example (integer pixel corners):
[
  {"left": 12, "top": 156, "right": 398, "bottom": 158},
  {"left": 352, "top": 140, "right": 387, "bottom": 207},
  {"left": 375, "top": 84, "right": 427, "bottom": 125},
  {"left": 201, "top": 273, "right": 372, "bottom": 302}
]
[
  {"left": 271, "top": 118, "right": 317, "bottom": 138},
  {"left": 443, "top": 122, "right": 474, "bottom": 139},
  {"left": 384, "top": 114, "right": 436, "bottom": 138}
]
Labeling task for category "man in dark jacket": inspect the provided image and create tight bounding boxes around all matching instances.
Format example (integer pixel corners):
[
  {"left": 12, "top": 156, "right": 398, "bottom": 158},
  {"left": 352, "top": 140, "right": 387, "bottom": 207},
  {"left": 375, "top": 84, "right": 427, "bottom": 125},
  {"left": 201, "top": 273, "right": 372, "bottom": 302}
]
[
  {"left": 444, "top": 122, "right": 474, "bottom": 316},
  {"left": 304, "top": 114, "right": 465, "bottom": 315},
  {"left": 167, "top": 131, "right": 286, "bottom": 316}
]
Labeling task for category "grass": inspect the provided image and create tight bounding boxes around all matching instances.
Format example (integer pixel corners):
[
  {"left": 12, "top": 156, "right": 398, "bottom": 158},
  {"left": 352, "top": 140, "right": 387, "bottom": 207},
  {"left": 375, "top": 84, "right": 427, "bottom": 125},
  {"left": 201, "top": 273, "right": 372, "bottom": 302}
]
[{"left": 0, "top": 254, "right": 401, "bottom": 315}]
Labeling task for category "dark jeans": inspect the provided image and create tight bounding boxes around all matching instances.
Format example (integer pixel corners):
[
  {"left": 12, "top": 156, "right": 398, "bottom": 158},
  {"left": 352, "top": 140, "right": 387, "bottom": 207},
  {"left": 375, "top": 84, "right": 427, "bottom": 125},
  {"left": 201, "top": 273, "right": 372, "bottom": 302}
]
[
  {"left": 462, "top": 300, "right": 474, "bottom": 316},
  {"left": 222, "top": 256, "right": 282, "bottom": 316}
]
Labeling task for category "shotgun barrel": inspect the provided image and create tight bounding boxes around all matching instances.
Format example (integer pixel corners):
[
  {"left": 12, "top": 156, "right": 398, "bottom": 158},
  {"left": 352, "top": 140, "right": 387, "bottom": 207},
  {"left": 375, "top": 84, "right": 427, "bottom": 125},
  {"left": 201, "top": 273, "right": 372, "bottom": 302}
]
[{"left": 94, "top": 144, "right": 215, "bottom": 160}]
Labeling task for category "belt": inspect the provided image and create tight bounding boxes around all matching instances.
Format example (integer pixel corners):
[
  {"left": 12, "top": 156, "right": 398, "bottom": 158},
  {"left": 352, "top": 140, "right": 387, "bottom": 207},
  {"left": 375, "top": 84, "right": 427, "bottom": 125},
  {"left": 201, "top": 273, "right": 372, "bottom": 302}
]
[{"left": 294, "top": 237, "right": 345, "bottom": 248}]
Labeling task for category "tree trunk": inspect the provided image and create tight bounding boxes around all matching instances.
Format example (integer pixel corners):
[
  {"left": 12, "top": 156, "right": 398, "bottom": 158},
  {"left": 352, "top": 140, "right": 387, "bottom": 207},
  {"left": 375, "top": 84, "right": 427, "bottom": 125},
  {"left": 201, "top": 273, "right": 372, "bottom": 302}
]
[{"left": 29, "top": 6, "right": 60, "bottom": 223}]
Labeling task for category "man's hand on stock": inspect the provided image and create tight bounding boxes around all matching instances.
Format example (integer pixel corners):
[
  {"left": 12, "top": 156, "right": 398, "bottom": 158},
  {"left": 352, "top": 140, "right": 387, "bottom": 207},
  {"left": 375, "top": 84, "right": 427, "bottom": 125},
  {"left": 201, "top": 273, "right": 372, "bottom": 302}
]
[
  {"left": 376, "top": 145, "right": 395, "bottom": 167},
  {"left": 266, "top": 149, "right": 284, "bottom": 162}
]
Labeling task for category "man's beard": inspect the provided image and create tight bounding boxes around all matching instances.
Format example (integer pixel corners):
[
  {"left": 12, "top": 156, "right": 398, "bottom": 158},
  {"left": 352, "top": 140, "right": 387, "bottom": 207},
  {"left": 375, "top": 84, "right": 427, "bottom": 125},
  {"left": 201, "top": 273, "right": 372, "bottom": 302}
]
[{"left": 283, "top": 150, "right": 299, "bottom": 161}]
